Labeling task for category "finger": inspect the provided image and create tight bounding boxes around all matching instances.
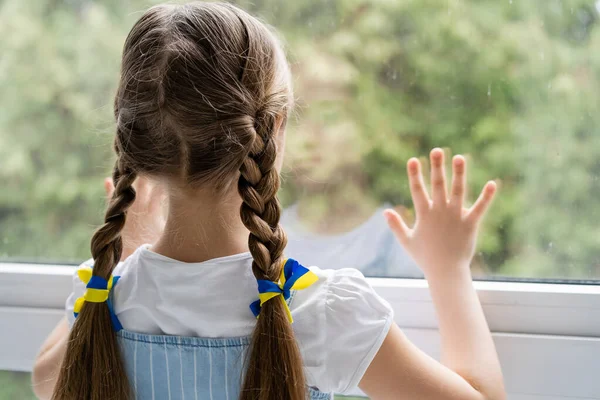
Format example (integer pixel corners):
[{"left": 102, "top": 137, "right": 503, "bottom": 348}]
[
  {"left": 407, "top": 157, "right": 430, "bottom": 215},
  {"left": 466, "top": 181, "right": 497, "bottom": 224},
  {"left": 449, "top": 155, "right": 466, "bottom": 208},
  {"left": 383, "top": 209, "right": 411, "bottom": 248},
  {"left": 430, "top": 148, "right": 448, "bottom": 205},
  {"left": 104, "top": 177, "right": 115, "bottom": 199}
]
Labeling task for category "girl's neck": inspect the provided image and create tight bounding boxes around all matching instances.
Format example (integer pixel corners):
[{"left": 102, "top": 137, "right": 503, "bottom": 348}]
[{"left": 151, "top": 188, "right": 250, "bottom": 264}]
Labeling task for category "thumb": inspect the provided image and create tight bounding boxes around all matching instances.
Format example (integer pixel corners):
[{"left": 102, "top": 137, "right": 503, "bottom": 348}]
[
  {"left": 104, "top": 177, "right": 115, "bottom": 199},
  {"left": 383, "top": 209, "right": 411, "bottom": 248}
]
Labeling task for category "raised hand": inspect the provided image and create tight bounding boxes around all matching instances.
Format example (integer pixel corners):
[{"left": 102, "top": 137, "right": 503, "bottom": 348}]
[{"left": 384, "top": 148, "right": 497, "bottom": 277}]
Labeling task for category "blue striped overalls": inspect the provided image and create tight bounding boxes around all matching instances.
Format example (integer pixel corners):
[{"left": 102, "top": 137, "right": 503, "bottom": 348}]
[{"left": 117, "top": 330, "right": 332, "bottom": 400}]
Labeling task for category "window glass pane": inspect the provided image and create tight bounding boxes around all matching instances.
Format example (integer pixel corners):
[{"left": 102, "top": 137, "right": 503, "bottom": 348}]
[
  {"left": 0, "top": 371, "right": 36, "bottom": 400},
  {"left": 0, "top": 0, "right": 599, "bottom": 280}
]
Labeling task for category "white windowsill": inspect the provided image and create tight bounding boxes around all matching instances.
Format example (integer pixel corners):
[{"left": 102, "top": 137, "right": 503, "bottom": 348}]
[{"left": 0, "top": 263, "right": 599, "bottom": 399}]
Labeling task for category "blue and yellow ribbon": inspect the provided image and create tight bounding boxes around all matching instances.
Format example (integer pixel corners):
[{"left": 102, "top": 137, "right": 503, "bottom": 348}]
[
  {"left": 250, "top": 258, "right": 318, "bottom": 323},
  {"left": 73, "top": 266, "right": 123, "bottom": 331}
]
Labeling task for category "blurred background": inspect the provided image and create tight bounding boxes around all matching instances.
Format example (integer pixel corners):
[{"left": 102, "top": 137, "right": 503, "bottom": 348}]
[{"left": 1, "top": 0, "right": 600, "bottom": 397}]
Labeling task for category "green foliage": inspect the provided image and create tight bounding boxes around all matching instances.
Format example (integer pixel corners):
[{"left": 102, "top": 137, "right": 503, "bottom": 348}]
[
  {"left": 0, "top": 0, "right": 598, "bottom": 278},
  {"left": 0, "top": 371, "right": 36, "bottom": 400}
]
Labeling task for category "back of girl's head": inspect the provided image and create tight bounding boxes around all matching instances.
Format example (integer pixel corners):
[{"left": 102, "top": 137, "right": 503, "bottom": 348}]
[{"left": 53, "top": 3, "right": 303, "bottom": 400}]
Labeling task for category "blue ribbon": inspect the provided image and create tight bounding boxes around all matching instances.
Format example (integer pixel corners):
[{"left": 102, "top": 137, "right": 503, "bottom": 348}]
[
  {"left": 73, "top": 267, "right": 123, "bottom": 332},
  {"left": 106, "top": 276, "right": 123, "bottom": 332},
  {"left": 250, "top": 258, "right": 318, "bottom": 323}
]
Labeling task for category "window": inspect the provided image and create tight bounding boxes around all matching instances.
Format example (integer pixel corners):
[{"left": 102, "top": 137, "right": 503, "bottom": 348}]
[
  {"left": 0, "top": 371, "right": 35, "bottom": 400},
  {"left": 1, "top": 1, "right": 599, "bottom": 399},
  {"left": 1, "top": 0, "right": 599, "bottom": 280}
]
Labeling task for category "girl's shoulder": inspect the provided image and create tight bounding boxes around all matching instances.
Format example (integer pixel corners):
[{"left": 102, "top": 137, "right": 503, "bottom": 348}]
[
  {"left": 65, "top": 252, "right": 394, "bottom": 394},
  {"left": 64, "top": 247, "right": 143, "bottom": 328},
  {"left": 291, "top": 266, "right": 394, "bottom": 394},
  {"left": 295, "top": 265, "right": 394, "bottom": 317}
]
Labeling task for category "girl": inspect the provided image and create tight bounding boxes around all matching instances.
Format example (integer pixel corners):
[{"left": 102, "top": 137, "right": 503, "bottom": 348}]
[{"left": 32, "top": 3, "right": 505, "bottom": 400}]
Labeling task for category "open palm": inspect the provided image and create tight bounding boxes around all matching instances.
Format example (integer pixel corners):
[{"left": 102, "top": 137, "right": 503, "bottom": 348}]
[{"left": 385, "top": 148, "right": 497, "bottom": 277}]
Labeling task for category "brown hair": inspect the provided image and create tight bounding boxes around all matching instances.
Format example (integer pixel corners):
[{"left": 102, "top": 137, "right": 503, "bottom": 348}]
[{"left": 52, "top": 3, "right": 304, "bottom": 400}]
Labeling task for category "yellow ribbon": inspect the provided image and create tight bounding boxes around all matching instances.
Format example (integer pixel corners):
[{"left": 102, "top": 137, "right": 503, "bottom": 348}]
[
  {"left": 73, "top": 267, "right": 116, "bottom": 315},
  {"left": 253, "top": 258, "right": 319, "bottom": 323}
]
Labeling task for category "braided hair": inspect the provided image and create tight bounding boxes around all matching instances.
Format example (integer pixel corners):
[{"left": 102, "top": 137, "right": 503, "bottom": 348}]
[
  {"left": 238, "top": 110, "right": 307, "bottom": 399},
  {"left": 52, "top": 154, "right": 137, "bottom": 399},
  {"left": 52, "top": 3, "right": 303, "bottom": 400}
]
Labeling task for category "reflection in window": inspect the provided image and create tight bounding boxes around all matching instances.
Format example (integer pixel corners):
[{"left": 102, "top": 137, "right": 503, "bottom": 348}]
[{"left": 0, "top": 0, "right": 598, "bottom": 280}]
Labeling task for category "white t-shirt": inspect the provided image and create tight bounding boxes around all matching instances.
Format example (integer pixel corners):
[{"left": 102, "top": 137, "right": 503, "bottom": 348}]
[
  {"left": 281, "top": 204, "right": 423, "bottom": 278},
  {"left": 65, "top": 244, "right": 394, "bottom": 394}
]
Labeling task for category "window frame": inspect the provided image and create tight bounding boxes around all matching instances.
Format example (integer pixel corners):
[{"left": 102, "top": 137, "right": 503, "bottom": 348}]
[{"left": 1, "top": 263, "right": 599, "bottom": 399}]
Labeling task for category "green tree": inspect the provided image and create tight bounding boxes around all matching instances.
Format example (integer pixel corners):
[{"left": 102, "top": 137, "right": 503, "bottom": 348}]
[{"left": 0, "top": 0, "right": 598, "bottom": 278}]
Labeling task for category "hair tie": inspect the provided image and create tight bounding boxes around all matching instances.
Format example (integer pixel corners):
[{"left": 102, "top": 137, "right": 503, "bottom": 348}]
[
  {"left": 73, "top": 267, "right": 123, "bottom": 331},
  {"left": 250, "top": 258, "right": 318, "bottom": 323}
]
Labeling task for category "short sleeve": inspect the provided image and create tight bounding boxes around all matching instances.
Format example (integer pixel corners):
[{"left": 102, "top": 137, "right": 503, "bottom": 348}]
[
  {"left": 321, "top": 268, "right": 394, "bottom": 394},
  {"left": 65, "top": 258, "right": 94, "bottom": 328}
]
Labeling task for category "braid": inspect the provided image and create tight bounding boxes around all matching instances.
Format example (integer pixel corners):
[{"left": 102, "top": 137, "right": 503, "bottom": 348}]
[
  {"left": 238, "top": 128, "right": 287, "bottom": 279},
  {"left": 90, "top": 160, "right": 137, "bottom": 276},
  {"left": 52, "top": 157, "right": 136, "bottom": 400},
  {"left": 239, "top": 111, "right": 306, "bottom": 400}
]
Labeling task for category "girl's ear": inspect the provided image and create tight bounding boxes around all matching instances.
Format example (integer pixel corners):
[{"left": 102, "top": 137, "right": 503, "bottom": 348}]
[
  {"left": 278, "top": 113, "right": 288, "bottom": 134},
  {"left": 104, "top": 177, "right": 115, "bottom": 199},
  {"left": 274, "top": 115, "right": 287, "bottom": 172}
]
